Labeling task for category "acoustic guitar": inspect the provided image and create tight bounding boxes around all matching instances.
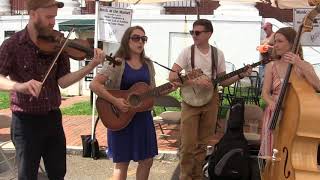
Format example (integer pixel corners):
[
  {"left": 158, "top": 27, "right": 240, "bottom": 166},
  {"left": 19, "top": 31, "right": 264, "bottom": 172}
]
[
  {"left": 180, "top": 58, "right": 270, "bottom": 107},
  {"left": 96, "top": 69, "right": 203, "bottom": 131}
]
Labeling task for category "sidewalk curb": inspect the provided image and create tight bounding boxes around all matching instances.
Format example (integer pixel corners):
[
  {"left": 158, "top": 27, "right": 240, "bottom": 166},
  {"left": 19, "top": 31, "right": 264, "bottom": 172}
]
[
  {"left": 66, "top": 146, "right": 179, "bottom": 161},
  {"left": 1, "top": 142, "right": 179, "bottom": 161}
]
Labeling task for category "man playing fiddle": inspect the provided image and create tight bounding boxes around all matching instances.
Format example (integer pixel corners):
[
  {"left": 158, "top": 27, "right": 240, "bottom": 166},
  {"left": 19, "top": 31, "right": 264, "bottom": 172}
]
[{"left": 0, "top": 0, "right": 105, "bottom": 179}]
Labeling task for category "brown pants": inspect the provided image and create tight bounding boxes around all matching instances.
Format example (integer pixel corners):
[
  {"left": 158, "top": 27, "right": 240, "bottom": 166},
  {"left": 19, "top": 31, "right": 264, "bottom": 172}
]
[{"left": 179, "top": 93, "right": 219, "bottom": 180}]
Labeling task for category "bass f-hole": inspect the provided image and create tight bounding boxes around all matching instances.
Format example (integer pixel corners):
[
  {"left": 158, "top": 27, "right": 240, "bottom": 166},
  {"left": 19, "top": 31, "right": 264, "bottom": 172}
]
[{"left": 283, "top": 147, "right": 291, "bottom": 178}]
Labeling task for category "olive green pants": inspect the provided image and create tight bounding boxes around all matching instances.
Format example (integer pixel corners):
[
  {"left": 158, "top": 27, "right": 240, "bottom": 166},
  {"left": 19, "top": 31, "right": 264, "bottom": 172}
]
[{"left": 179, "top": 93, "right": 219, "bottom": 180}]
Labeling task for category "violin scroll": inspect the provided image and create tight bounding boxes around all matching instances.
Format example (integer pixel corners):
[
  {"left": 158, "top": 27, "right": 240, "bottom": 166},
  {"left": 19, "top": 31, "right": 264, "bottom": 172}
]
[
  {"left": 301, "top": 5, "right": 320, "bottom": 33},
  {"left": 106, "top": 53, "right": 122, "bottom": 67}
]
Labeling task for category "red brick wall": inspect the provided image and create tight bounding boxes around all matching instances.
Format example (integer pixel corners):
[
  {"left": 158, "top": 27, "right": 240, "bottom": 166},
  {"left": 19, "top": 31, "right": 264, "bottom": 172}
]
[
  {"left": 255, "top": 2, "right": 292, "bottom": 22},
  {"left": 9, "top": 0, "right": 293, "bottom": 22},
  {"left": 165, "top": 0, "right": 293, "bottom": 22},
  {"left": 10, "top": 0, "right": 26, "bottom": 10},
  {"left": 165, "top": 0, "right": 219, "bottom": 15},
  {"left": 81, "top": 1, "right": 111, "bottom": 14}
]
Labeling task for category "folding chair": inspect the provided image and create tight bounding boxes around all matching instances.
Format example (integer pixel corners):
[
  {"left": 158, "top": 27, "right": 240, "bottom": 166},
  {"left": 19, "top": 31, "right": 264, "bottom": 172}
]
[
  {"left": 153, "top": 95, "right": 181, "bottom": 139},
  {"left": 245, "top": 71, "right": 261, "bottom": 105},
  {"left": 0, "top": 114, "right": 15, "bottom": 179},
  {"left": 243, "top": 104, "right": 263, "bottom": 154},
  {"left": 0, "top": 114, "right": 46, "bottom": 179}
]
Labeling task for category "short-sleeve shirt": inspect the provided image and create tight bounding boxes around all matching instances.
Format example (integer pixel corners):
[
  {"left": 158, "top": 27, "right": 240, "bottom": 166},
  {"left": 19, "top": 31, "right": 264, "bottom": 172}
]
[
  {"left": 175, "top": 45, "right": 226, "bottom": 79},
  {"left": 0, "top": 27, "right": 70, "bottom": 114},
  {"left": 261, "top": 33, "right": 275, "bottom": 46}
]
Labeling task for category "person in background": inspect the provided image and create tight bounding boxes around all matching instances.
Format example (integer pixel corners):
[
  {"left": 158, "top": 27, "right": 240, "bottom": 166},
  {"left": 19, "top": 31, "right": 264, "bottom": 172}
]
[
  {"left": 259, "top": 27, "right": 320, "bottom": 156},
  {"left": 261, "top": 22, "right": 275, "bottom": 46},
  {"left": 169, "top": 19, "right": 252, "bottom": 180},
  {"left": 90, "top": 26, "right": 158, "bottom": 180},
  {"left": 0, "top": 0, "right": 105, "bottom": 179},
  {"left": 259, "top": 22, "right": 275, "bottom": 87}
]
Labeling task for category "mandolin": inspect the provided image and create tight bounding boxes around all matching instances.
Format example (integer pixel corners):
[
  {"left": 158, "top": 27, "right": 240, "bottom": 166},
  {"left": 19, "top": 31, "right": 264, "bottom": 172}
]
[{"left": 96, "top": 69, "right": 203, "bottom": 131}]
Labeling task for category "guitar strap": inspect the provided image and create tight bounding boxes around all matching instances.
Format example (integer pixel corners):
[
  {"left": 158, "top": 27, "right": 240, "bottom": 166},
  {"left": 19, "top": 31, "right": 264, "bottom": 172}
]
[{"left": 191, "top": 44, "right": 218, "bottom": 87}]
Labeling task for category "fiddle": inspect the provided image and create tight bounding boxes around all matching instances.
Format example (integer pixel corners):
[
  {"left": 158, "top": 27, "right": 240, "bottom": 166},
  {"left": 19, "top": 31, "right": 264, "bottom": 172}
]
[{"left": 36, "top": 30, "right": 121, "bottom": 67}]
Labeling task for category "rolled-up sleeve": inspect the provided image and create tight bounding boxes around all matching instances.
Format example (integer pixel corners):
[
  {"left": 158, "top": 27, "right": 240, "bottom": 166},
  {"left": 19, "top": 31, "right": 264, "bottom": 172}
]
[{"left": 98, "top": 62, "right": 117, "bottom": 77}]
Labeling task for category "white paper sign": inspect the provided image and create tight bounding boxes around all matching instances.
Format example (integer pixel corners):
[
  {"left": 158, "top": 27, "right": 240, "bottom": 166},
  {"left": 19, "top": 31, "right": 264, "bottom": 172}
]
[
  {"left": 99, "top": 6, "right": 132, "bottom": 43},
  {"left": 293, "top": 8, "right": 320, "bottom": 46}
]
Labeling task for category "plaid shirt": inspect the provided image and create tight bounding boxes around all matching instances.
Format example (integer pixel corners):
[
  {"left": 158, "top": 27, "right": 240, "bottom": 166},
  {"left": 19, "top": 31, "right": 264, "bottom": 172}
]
[{"left": 0, "top": 27, "right": 70, "bottom": 114}]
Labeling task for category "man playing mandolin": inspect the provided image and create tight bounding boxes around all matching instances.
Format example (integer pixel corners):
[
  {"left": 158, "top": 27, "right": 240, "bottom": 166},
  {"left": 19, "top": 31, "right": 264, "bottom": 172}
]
[
  {"left": 168, "top": 19, "right": 252, "bottom": 180},
  {"left": 0, "top": 0, "right": 105, "bottom": 179}
]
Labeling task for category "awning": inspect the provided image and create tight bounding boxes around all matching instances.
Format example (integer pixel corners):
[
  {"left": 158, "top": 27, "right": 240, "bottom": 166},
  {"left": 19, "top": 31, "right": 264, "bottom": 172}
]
[
  {"left": 270, "top": 0, "right": 313, "bottom": 9},
  {"left": 59, "top": 19, "right": 95, "bottom": 32},
  {"left": 215, "top": 0, "right": 316, "bottom": 9}
]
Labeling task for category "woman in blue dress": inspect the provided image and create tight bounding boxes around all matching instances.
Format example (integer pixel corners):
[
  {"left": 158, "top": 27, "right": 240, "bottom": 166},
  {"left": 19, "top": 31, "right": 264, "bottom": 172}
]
[{"left": 90, "top": 26, "right": 158, "bottom": 180}]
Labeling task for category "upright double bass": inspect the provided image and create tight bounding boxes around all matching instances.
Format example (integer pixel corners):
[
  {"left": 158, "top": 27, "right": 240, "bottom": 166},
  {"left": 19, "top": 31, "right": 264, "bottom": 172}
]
[{"left": 260, "top": 5, "right": 320, "bottom": 180}]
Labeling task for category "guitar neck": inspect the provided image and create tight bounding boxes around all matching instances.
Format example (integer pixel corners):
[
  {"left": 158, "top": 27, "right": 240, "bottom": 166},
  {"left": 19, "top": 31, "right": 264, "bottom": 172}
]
[
  {"left": 213, "top": 61, "right": 261, "bottom": 85},
  {"left": 143, "top": 75, "right": 190, "bottom": 98}
]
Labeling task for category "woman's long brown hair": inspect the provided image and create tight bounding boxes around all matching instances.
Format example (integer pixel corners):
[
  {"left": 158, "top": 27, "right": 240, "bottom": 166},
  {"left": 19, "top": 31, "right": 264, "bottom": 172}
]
[
  {"left": 114, "top": 26, "right": 149, "bottom": 63},
  {"left": 272, "top": 27, "right": 304, "bottom": 59}
]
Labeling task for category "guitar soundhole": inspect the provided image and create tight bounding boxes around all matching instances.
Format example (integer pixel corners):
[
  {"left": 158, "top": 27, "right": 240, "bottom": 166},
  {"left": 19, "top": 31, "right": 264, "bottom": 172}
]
[
  {"left": 317, "top": 144, "right": 320, "bottom": 166},
  {"left": 128, "top": 94, "right": 141, "bottom": 107}
]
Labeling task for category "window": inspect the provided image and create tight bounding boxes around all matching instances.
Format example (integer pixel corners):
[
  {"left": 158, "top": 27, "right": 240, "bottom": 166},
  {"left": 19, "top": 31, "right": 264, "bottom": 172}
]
[{"left": 4, "top": 31, "right": 16, "bottom": 40}]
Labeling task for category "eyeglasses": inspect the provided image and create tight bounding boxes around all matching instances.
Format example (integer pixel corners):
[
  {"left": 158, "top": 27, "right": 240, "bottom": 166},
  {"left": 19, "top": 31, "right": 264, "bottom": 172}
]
[
  {"left": 189, "top": 30, "right": 210, "bottom": 36},
  {"left": 130, "top": 35, "right": 148, "bottom": 43}
]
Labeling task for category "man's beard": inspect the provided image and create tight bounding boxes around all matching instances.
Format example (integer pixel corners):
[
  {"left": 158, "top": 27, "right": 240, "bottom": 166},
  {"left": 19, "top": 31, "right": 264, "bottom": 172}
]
[{"left": 34, "top": 19, "right": 52, "bottom": 37}]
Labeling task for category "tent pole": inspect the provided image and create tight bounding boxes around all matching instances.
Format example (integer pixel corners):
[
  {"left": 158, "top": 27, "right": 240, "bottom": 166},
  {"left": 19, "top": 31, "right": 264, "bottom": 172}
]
[{"left": 91, "top": 0, "right": 100, "bottom": 140}]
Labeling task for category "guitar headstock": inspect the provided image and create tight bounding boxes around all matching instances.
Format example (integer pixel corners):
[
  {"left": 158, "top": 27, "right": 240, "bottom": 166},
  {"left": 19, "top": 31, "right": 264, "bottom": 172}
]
[
  {"left": 256, "top": 44, "right": 274, "bottom": 65},
  {"left": 105, "top": 53, "right": 122, "bottom": 67},
  {"left": 186, "top": 68, "right": 204, "bottom": 80}
]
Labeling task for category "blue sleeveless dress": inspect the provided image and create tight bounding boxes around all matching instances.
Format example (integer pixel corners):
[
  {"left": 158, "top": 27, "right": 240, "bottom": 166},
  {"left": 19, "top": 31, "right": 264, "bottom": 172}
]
[{"left": 107, "top": 62, "right": 158, "bottom": 163}]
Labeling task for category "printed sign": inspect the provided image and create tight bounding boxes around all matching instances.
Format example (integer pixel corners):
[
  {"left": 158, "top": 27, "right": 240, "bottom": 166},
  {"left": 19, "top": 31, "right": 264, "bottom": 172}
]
[
  {"left": 84, "top": 60, "right": 102, "bottom": 82},
  {"left": 293, "top": 8, "right": 320, "bottom": 46},
  {"left": 99, "top": 6, "right": 132, "bottom": 43}
]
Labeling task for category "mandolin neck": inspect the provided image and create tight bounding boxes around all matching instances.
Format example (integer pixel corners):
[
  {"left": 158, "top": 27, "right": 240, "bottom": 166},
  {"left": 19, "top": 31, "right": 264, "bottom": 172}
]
[{"left": 213, "top": 61, "right": 262, "bottom": 85}]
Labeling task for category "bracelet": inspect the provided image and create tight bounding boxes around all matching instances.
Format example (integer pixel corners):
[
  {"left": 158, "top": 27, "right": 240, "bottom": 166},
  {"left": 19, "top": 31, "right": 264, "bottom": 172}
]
[{"left": 238, "top": 74, "right": 243, "bottom": 79}]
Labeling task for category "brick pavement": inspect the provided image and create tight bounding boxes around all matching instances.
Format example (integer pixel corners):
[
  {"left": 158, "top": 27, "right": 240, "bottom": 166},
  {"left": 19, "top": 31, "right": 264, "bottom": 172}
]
[
  {"left": 0, "top": 114, "right": 223, "bottom": 151},
  {"left": 62, "top": 115, "right": 223, "bottom": 151},
  {"left": 0, "top": 96, "right": 224, "bottom": 152}
]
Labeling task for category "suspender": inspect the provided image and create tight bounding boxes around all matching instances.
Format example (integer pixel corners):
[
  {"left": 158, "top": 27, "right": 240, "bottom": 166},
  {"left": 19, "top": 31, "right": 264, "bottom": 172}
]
[
  {"left": 191, "top": 45, "right": 195, "bottom": 69},
  {"left": 191, "top": 44, "right": 218, "bottom": 81}
]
